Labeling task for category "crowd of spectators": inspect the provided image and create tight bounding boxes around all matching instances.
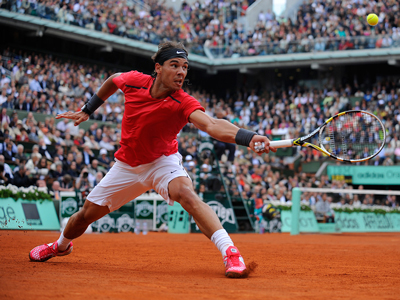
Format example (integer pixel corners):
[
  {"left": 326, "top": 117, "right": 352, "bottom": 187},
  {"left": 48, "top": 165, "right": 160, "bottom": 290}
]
[
  {"left": 210, "top": 0, "right": 400, "bottom": 57},
  {"left": 2, "top": 0, "right": 400, "bottom": 58},
  {"left": 0, "top": 46, "right": 399, "bottom": 211}
]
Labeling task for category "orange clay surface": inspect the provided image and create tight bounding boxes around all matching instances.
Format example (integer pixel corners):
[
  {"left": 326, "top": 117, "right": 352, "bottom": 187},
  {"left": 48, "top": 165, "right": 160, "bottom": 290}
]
[{"left": 0, "top": 230, "right": 399, "bottom": 300}]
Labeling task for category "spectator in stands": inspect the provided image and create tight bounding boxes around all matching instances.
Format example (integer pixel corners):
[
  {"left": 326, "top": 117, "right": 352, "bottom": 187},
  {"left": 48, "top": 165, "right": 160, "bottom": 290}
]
[
  {"left": 0, "top": 154, "right": 13, "bottom": 179},
  {"left": 63, "top": 133, "right": 74, "bottom": 147},
  {"left": 36, "top": 157, "right": 50, "bottom": 180},
  {"left": 14, "top": 144, "right": 27, "bottom": 163},
  {"left": 315, "top": 193, "right": 335, "bottom": 223},
  {"left": 3, "top": 142, "right": 16, "bottom": 162},
  {"left": 65, "top": 161, "right": 79, "bottom": 178},
  {"left": 0, "top": 108, "right": 10, "bottom": 125},
  {"left": 59, "top": 174, "right": 74, "bottom": 191},
  {"left": 93, "top": 171, "right": 104, "bottom": 187},
  {"left": 0, "top": 162, "right": 12, "bottom": 185},
  {"left": 25, "top": 152, "right": 41, "bottom": 173},
  {"left": 82, "top": 145, "right": 94, "bottom": 165},
  {"left": 50, "top": 161, "right": 65, "bottom": 181},
  {"left": 13, "top": 163, "right": 34, "bottom": 187},
  {"left": 75, "top": 167, "right": 92, "bottom": 192},
  {"left": 51, "top": 180, "right": 63, "bottom": 200},
  {"left": 74, "top": 153, "right": 85, "bottom": 171},
  {"left": 87, "top": 159, "right": 100, "bottom": 178},
  {"left": 38, "top": 138, "right": 52, "bottom": 159},
  {"left": 98, "top": 135, "right": 115, "bottom": 151},
  {"left": 63, "top": 152, "right": 74, "bottom": 173},
  {"left": 53, "top": 146, "right": 65, "bottom": 162},
  {"left": 98, "top": 148, "right": 111, "bottom": 168},
  {"left": 0, "top": 135, "right": 17, "bottom": 154}
]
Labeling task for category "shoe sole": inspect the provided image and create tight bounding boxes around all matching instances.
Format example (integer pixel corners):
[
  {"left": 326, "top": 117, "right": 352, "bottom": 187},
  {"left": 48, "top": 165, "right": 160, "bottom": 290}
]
[{"left": 225, "top": 270, "right": 247, "bottom": 278}]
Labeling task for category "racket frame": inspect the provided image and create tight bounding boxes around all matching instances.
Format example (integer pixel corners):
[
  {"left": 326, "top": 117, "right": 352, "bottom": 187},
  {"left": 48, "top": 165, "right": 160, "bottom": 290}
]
[{"left": 268, "top": 110, "right": 386, "bottom": 163}]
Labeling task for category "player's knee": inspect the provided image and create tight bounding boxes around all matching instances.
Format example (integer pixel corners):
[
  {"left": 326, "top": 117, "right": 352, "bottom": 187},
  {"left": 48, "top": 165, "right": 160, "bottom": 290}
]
[{"left": 175, "top": 187, "right": 200, "bottom": 212}]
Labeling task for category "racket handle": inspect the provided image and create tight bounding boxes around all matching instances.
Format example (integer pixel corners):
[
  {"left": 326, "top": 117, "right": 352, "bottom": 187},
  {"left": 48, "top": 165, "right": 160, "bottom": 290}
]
[{"left": 269, "top": 139, "right": 294, "bottom": 148}]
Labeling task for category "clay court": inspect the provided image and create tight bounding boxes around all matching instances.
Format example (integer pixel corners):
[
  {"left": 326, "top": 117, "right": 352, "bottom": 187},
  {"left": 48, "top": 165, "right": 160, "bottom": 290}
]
[{"left": 1, "top": 230, "right": 399, "bottom": 300}]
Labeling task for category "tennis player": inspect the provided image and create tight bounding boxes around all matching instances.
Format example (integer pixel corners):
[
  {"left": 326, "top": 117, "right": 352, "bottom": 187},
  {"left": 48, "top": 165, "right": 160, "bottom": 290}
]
[{"left": 29, "top": 41, "right": 276, "bottom": 278}]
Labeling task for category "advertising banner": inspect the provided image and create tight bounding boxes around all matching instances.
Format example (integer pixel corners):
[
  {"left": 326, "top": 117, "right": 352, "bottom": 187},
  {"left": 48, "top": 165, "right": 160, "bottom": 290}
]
[
  {"left": 156, "top": 200, "right": 169, "bottom": 229},
  {"left": 281, "top": 210, "right": 319, "bottom": 232},
  {"left": 60, "top": 191, "right": 83, "bottom": 219},
  {"left": 168, "top": 202, "right": 189, "bottom": 233},
  {"left": 335, "top": 212, "right": 400, "bottom": 232},
  {"left": 0, "top": 198, "right": 60, "bottom": 230},
  {"left": 91, "top": 212, "right": 135, "bottom": 233},
  {"left": 191, "top": 199, "right": 238, "bottom": 233},
  {"left": 327, "top": 165, "right": 400, "bottom": 185}
]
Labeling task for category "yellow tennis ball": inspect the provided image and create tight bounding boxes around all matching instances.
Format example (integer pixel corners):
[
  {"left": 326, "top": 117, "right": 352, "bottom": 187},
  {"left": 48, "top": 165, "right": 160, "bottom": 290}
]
[{"left": 367, "top": 13, "right": 379, "bottom": 26}]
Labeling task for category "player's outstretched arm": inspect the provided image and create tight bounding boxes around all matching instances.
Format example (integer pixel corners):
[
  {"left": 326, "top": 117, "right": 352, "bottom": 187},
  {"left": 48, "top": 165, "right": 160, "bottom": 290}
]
[
  {"left": 189, "top": 110, "right": 277, "bottom": 154},
  {"left": 56, "top": 73, "right": 122, "bottom": 126}
]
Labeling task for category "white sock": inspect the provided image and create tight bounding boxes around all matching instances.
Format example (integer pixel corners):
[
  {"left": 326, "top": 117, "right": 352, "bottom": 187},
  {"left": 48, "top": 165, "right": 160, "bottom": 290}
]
[
  {"left": 211, "top": 229, "right": 234, "bottom": 257},
  {"left": 57, "top": 232, "right": 73, "bottom": 251}
]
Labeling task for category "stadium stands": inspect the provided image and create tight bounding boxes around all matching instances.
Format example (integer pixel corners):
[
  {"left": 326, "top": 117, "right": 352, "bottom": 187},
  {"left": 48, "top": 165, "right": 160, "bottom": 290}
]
[{"left": 2, "top": 0, "right": 400, "bottom": 58}]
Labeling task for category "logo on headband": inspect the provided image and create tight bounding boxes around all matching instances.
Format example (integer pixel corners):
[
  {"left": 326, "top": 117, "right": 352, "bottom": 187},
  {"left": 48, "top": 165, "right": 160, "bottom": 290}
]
[{"left": 156, "top": 48, "right": 188, "bottom": 65}]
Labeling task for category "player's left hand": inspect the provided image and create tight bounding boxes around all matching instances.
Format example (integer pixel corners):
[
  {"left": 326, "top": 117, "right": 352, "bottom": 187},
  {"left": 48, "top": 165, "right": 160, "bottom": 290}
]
[
  {"left": 249, "top": 135, "right": 277, "bottom": 155},
  {"left": 56, "top": 111, "right": 89, "bottom": 126}
]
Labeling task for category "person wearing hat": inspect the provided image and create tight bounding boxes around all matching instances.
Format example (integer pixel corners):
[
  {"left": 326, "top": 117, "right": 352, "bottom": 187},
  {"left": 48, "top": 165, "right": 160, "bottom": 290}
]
[
  {"left": 97, "top": 148, "right": 111, "bottom": 168},
  {"left": 183, "top": 154, "right": 193, "bottom": 169}
]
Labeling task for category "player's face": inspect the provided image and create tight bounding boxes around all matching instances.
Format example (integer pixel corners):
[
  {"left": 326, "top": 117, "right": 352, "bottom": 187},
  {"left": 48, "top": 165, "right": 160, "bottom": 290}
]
[{"left": 158, "top": 58, "right": 188, "bottom": 91}]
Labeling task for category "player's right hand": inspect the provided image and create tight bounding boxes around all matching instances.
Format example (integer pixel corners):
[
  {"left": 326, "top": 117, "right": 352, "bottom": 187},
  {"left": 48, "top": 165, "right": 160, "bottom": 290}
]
[
  {"left": 56, "top": 111, "right": 89, "bottom": 126},
  {"left": 249, "top": 135, "right": 277, "bottom": 155}
]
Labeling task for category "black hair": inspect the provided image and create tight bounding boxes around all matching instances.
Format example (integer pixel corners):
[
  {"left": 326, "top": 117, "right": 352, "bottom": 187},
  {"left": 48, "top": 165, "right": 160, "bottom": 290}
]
[{"left": 151, "top": 41, "right": 188, "bottom": 78}]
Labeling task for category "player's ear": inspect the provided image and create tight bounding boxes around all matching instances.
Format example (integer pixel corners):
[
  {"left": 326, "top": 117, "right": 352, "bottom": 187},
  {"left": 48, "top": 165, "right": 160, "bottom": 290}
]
[{"left": 155, "top": 63, "right": 162, "bottom": 75}]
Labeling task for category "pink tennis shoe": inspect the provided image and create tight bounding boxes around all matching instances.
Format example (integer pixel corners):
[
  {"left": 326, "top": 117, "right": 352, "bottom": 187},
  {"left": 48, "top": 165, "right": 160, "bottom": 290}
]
[
  {"left": 224, "top": 246, "right": 247, "bottom": 278},
  {"left": 29, "top": 241, "right": 73, "bottom": 262}
]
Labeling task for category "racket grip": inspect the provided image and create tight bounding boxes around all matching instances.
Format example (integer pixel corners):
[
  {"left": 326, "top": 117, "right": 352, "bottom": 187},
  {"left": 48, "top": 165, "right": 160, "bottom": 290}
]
[{"left": 269, "top": 139, "right": 294, "bottom": 148}]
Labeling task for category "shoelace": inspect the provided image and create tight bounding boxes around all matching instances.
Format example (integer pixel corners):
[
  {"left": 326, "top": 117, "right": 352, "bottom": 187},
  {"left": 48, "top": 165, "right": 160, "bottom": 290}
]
[
  {"left": 39, "top": 244, "right": 56, "bottom": 257},
  {"left": 227, "top": 253, "right": 240, "bottom": 266}
]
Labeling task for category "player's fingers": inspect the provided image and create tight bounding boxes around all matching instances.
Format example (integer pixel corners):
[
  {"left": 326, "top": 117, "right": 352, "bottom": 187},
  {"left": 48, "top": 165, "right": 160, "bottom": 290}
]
[
  {"left": 74, "top": 116, "right": 85, "bottom": 126},
  {"left": 270, "top": 146, "right": 277, "bottom": 153},
  {"left": 57, "top": 112, "right": 77, "bottom": 119}
]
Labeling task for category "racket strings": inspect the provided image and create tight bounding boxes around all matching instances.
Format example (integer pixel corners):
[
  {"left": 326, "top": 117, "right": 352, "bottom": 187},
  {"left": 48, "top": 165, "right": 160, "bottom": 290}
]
[{"left": 321, "top": 112, "right": 385, "bottom": 161}]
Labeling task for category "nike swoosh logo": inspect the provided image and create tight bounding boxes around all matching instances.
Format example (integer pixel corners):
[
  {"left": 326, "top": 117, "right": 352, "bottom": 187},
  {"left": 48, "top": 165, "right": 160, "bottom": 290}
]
[
  {"left": 171, "top": 170, "right": 178, "bottom": 173},
  {"left": 176, "top": 51, "right": 185, "bottom": 54}
]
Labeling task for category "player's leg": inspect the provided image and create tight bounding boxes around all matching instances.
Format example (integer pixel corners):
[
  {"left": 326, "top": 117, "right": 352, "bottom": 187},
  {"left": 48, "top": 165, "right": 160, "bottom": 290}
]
[
  {"left": 29, "top": 160, "right": 151, "bottom": 262},
  {"left": 59, "top": 200, "right": 110, "bottom": 244},
  {"left": 145, "top": 153, "right": 246, "bottom": 277},
  {"left": 171, "top": 178, "right": 222, "bottom": 237},
  {"left": 168, "top": 176, "right": 247, "bottom": 278}
]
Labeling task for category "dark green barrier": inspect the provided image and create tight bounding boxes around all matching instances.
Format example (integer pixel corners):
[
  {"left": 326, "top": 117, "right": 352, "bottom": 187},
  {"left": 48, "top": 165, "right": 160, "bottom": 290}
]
[
  {"left": 7, "top": 109, "right": 117, "bottom": 131},
  {"left": 60, "top": 191, "right": 83, "bottom": 219},
  {"left": 191, "top": 199, "right": 238, "bottom": 233},
  {"left": 91, "top": 212, "right": 135, "bottom": 233}
]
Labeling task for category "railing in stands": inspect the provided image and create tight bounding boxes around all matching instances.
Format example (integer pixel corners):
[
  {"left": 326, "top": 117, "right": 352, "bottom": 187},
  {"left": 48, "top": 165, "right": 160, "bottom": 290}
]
[{"left": 205, "top": 35, "right": 400, "bottom": 58}]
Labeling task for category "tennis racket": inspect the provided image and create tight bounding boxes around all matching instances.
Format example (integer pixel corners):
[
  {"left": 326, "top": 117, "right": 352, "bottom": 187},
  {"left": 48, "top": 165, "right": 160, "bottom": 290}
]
[{"left": 255, "top": 110, "right": 386, "bottom": 163}]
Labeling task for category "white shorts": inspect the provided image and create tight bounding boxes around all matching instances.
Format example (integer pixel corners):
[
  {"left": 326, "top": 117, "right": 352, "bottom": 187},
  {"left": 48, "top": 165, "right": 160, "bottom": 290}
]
[{"left": 86, "top": 152, "right": 190, "bottom": 212}]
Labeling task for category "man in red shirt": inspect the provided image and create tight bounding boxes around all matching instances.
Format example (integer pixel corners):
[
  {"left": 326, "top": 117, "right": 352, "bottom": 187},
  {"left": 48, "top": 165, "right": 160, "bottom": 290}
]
[{"left": 29, "top": 41, "right": 276, "bottom": 278}]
